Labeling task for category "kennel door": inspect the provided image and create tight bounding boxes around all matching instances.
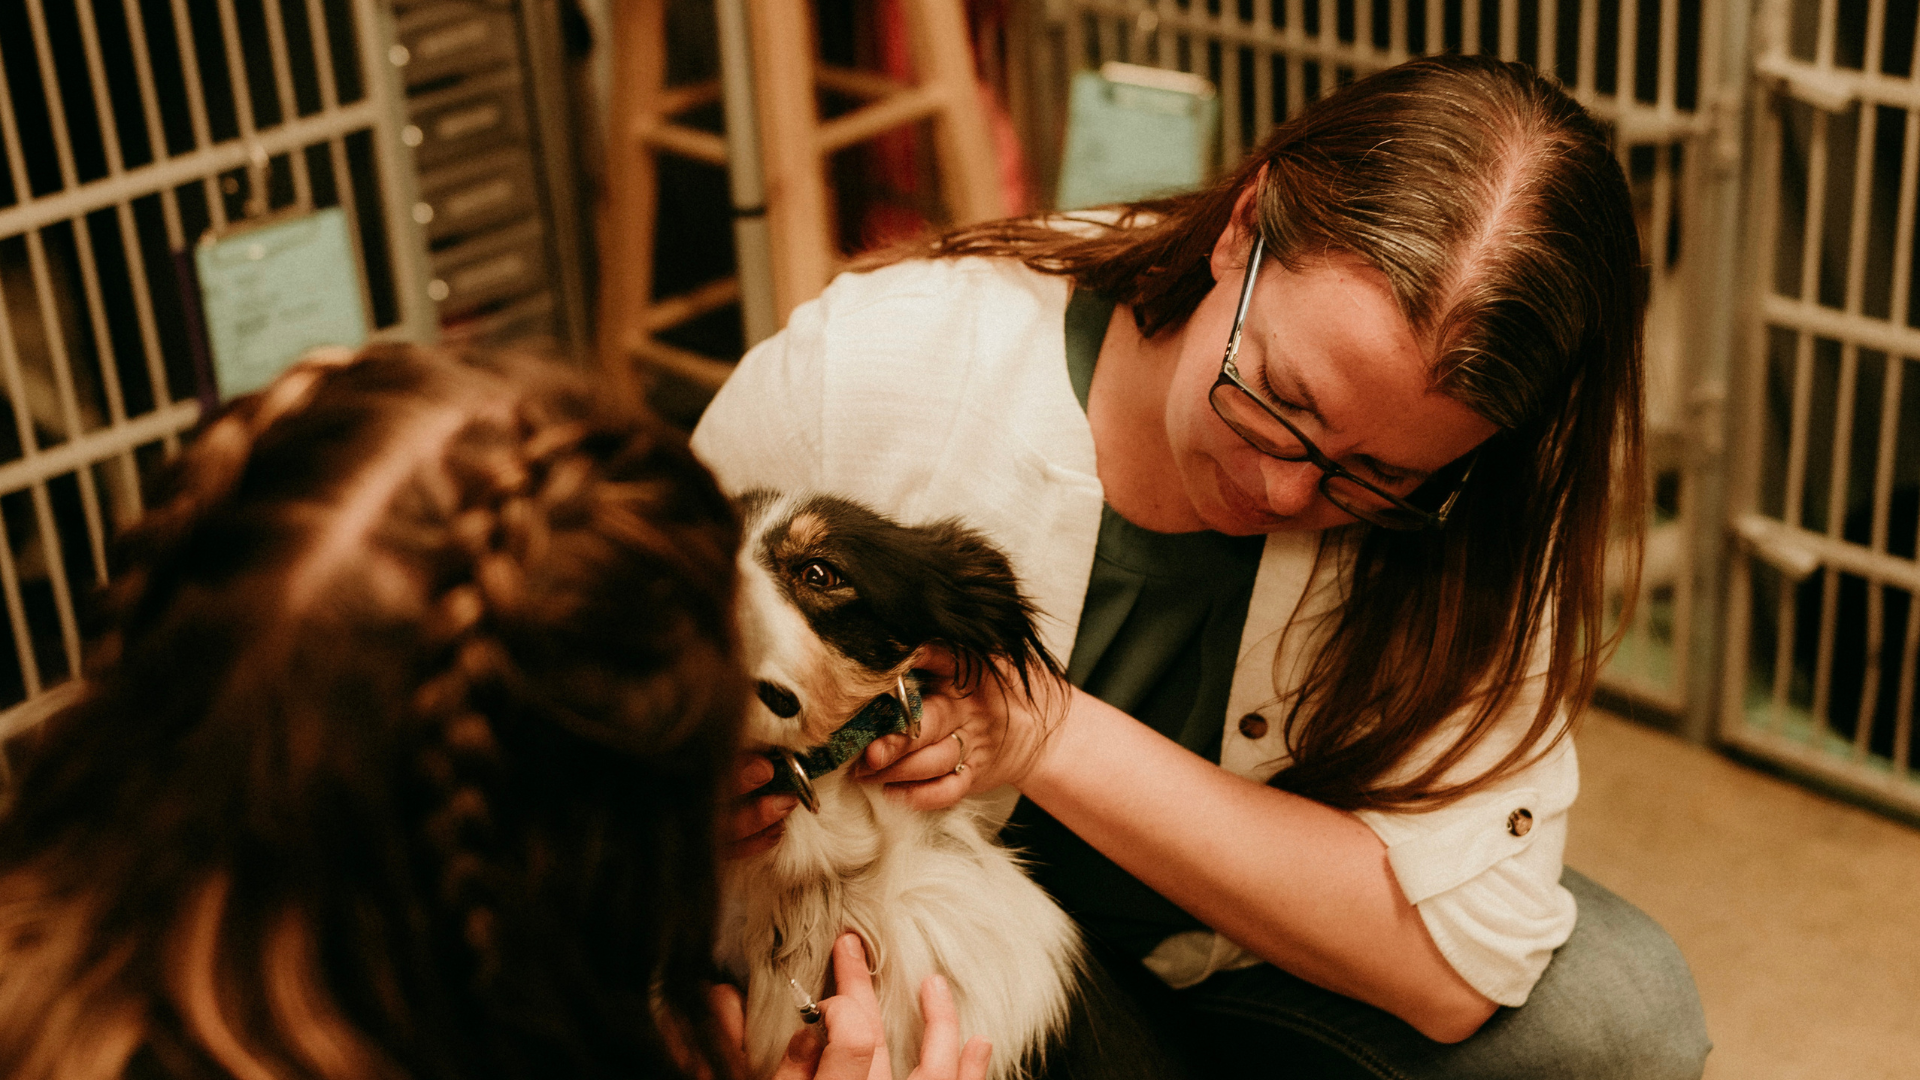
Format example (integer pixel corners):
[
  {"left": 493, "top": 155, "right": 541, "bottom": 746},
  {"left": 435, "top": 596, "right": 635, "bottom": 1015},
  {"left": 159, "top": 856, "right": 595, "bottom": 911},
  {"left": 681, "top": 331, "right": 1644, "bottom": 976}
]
[
  {"left": 1719, "top": 0, "right": 1920, "bottom": 817},
  {"left": 0, "top": 0, "right": 432, "bottom": 750}
]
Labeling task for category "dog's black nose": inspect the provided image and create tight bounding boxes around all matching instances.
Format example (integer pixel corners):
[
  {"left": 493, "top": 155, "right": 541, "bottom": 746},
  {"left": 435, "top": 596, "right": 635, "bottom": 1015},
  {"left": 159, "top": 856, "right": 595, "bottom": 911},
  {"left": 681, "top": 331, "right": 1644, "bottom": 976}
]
[{"left": 756, "top": 681, "right": 801, "bottom": 718}]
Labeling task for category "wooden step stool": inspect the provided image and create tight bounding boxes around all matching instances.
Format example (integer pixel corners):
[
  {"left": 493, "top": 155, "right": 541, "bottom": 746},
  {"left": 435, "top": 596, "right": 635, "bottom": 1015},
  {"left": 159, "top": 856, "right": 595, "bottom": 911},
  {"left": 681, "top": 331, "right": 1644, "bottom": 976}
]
[{"left": 597, "top": 0, "right": 1008, "bottom": 404}]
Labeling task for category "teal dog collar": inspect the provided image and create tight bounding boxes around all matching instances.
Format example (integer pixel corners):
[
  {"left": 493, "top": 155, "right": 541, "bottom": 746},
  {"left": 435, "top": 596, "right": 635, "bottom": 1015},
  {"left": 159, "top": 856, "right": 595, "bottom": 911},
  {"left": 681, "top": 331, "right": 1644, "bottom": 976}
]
[{"left": 765, "top": 680, "right": 923, "bottom": 812}]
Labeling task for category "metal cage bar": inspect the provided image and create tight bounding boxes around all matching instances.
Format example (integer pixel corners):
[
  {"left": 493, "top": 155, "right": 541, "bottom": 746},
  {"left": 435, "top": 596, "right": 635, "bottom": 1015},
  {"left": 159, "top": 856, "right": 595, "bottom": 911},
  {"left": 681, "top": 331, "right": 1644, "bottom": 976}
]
[
  {"left": 167, "top": 0, "right": 217, "bottom": 153},
  {"left": 258, "top": 0, "right": 317, "bottom": 209},
  {"left": 0, "top": 498, "right": 38, "bottom": 699}
]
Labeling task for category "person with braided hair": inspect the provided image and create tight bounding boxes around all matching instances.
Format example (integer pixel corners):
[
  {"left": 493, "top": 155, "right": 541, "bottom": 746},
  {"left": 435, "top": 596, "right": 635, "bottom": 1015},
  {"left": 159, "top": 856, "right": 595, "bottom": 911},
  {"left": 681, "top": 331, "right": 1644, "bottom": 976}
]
[{"left": 0, "top": 344, "right": 987, "bottom": 1080}]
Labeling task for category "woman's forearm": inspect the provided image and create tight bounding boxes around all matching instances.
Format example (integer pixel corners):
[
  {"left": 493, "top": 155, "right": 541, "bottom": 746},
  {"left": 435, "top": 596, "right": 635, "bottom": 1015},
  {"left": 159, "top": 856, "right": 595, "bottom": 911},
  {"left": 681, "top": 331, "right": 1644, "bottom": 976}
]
[{"left": 1018, "top": 688, "right": 1498, "bottom": 1043}]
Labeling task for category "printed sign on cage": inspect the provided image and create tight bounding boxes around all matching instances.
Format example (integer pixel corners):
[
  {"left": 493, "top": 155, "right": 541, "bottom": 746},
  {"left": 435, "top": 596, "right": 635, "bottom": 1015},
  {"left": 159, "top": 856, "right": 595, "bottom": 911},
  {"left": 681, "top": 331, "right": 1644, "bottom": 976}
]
[
  {"left": 195, "top": 207, "right": 369, "bottom": 399},
  {"left": 1057, "top": 62, "right": 1219, "bottom": 210}
]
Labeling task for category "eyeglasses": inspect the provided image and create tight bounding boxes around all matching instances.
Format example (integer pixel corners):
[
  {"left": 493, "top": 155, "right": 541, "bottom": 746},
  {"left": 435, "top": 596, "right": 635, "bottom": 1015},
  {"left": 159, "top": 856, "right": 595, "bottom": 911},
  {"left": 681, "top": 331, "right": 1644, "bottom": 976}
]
[{"left": 1207, "top": 234, "right": 1477, "bottom": 530}]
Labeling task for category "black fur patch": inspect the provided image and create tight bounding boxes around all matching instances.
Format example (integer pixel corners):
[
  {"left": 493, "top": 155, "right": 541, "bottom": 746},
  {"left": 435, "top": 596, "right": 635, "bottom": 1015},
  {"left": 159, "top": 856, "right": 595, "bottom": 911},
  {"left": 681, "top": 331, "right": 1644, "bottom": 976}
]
[{"left": 742, "top": 491, "right": 1061, "bottom": 689}]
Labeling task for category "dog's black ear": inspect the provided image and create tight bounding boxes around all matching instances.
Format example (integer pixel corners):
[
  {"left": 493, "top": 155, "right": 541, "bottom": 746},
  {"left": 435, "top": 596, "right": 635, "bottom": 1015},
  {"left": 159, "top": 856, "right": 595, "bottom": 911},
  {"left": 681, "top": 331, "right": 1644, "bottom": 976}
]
[
  {"left": 864, "top": 518, "right": 1063, "bottom": 695},
  {"left": 783, "top": 496, "right": 1060, "bottom": 689}
]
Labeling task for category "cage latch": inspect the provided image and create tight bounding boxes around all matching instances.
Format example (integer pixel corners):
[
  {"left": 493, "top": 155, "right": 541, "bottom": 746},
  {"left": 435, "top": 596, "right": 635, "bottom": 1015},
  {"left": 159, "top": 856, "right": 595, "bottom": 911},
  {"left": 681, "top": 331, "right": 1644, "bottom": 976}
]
[{"left": 1734, "top": 513, "right": 1822, "bottom": 583}]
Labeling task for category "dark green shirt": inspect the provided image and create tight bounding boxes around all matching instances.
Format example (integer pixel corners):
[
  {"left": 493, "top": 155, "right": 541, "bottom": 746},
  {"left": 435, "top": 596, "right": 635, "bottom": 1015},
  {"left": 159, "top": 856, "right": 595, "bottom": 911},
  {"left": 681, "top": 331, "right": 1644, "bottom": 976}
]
[{"left": 1004, "top": 289, "right": 1264, "bottom": 960}]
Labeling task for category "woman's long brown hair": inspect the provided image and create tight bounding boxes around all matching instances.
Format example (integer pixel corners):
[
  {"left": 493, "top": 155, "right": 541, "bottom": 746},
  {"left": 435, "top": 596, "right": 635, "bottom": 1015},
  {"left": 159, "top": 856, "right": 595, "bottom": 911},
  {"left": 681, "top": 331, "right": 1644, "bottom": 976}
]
[
  {"left": 0, "top": 346, "right": 746, "bottom": 1077},
  {"left": 871, "top": 54, "right": 1645, "bottom": 811}
]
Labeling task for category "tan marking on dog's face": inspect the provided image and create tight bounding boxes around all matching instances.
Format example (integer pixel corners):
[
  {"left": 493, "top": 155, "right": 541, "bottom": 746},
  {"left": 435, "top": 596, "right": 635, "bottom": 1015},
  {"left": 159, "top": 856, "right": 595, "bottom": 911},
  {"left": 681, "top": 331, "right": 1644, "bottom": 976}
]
[{"left": 783, "top": 511, "right": 828, "bottom": 551}]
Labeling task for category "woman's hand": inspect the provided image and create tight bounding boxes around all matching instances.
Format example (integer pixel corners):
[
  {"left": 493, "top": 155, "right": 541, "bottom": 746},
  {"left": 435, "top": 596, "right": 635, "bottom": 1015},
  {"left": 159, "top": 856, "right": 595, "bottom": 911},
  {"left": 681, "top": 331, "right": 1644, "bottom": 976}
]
[
  {"left": 711, "top": 933, "right": 992, "bottom": 1080},
  {"left": 727, "top": 752, "right": 800, "bottom": 858},
  {"left": 853, "top": 648, "right": 1072, "bottom": 811}
]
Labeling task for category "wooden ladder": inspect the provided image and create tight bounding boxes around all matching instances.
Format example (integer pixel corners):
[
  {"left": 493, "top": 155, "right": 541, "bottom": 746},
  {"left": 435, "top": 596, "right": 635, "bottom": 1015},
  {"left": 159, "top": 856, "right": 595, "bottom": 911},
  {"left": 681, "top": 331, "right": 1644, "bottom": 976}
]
[{"left": 597, "top": 0, "right": 1007, "bottom": 403}]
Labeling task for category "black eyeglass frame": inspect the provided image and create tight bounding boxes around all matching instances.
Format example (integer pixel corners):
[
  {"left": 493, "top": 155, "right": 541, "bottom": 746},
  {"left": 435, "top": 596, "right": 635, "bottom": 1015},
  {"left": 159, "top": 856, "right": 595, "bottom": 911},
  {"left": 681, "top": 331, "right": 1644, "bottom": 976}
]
[{"left": 1207, "top": 234, "right": 1478, "bottom": 530}]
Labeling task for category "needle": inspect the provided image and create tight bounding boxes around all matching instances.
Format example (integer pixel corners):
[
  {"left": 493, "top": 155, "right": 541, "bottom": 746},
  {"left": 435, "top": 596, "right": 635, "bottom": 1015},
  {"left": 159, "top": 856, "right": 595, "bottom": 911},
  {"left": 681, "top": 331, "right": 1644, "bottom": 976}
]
[{"left": 787, "top": 977, "right": 823, "bottom": 1025}]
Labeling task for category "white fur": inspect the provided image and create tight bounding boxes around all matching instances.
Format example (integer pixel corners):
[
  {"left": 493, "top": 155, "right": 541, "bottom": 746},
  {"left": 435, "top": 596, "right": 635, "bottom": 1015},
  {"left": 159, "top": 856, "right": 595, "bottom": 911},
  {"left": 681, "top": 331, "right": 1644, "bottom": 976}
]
[{"left": 722, "top": 493, "right": 1084, "bottom": 1080}]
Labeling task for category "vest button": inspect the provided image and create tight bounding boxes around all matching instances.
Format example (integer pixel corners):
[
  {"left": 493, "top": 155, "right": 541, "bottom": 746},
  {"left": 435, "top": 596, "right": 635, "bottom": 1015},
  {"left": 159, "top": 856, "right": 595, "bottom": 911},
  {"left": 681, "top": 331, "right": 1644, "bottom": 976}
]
[
  {"left": 1238, "top": 713, "right": 1268, "bottom": 739},
  {"left": 1507, "top": 808, "right": 1534, "bottom": 837}
]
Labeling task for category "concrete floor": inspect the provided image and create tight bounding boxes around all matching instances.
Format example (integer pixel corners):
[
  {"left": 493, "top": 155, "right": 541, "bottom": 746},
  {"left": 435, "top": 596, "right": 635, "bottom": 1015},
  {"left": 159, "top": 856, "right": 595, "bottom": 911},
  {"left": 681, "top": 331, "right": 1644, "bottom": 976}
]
[{"left": 1567, "top": 710, "right": 1920, "bottom": 1080}]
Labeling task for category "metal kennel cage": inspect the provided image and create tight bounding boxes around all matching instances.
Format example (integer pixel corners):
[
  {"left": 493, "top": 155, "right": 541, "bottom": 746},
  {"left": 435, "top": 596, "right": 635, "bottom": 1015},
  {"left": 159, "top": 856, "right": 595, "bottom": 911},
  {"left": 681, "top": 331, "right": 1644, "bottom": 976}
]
[
  {"left": 1722, "top": 0, "right": 1920, "bottom": 817},
  {"left": 0, "top": 0, "right": 432, "bottom": 740}
]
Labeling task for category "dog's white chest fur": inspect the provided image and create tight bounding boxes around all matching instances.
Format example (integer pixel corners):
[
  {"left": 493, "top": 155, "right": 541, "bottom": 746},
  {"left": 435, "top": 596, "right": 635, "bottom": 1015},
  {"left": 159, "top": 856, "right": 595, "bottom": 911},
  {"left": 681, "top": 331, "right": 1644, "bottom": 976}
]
[
  {"left": 719, "top": 774, "right": 1079, "bottom": 1080},
  {"left": 722, "top": 490, "right": 1085, "bottom": 1080}
]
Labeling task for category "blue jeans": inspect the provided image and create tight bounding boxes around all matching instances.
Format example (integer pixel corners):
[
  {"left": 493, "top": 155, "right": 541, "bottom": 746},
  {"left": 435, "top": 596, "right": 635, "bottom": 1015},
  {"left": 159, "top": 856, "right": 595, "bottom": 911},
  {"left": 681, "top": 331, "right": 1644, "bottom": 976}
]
[{"left": 1091, "top": 869, "right": 1711, "bottom": 1079}]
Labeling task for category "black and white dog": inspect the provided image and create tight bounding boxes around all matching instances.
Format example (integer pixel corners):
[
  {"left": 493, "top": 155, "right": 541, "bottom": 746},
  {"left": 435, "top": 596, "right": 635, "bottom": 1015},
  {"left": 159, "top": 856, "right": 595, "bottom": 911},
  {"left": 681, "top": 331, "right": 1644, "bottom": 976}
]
[{"left": 719, "top": 490, "right": 1164, "bottom": 1080}]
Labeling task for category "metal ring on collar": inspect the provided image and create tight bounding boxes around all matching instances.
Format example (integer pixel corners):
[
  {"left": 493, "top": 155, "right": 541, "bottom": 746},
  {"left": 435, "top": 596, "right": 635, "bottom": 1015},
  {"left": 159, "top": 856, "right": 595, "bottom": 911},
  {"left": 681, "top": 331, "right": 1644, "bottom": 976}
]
[
  {"left": 779, "top": 748, "right": 820, "bottom": 813},
  {"left": 895, "top": 674, "right": 920, "bottom": 739}
]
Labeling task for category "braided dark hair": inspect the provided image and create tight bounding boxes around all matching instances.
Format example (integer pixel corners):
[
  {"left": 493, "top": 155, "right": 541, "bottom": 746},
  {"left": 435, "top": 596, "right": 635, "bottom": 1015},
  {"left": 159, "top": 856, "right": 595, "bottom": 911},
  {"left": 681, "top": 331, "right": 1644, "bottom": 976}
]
[{"left": 0, "top": 345, "right": 744, "bottom": 1080}]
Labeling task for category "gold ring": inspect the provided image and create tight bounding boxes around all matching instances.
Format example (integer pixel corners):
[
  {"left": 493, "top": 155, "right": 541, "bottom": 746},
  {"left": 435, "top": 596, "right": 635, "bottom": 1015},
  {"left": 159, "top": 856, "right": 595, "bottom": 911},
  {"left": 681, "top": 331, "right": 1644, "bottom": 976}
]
[{"left": 950, "top": 730, "right": 969, "bottom": 765}]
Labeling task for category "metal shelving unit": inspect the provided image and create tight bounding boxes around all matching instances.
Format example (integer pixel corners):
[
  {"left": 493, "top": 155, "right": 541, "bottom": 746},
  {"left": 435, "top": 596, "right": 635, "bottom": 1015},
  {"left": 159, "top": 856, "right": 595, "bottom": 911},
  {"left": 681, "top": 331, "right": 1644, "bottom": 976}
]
[{"left": 394, "top": 0, "right": 594, "bottom": 351}]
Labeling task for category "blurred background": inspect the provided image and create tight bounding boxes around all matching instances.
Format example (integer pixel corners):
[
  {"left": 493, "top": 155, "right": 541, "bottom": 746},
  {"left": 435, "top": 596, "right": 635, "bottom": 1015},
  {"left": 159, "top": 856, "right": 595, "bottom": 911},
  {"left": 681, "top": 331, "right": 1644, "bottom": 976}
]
[{"left": 0, "top": 0, "right": 1912, "bottom": 1075}]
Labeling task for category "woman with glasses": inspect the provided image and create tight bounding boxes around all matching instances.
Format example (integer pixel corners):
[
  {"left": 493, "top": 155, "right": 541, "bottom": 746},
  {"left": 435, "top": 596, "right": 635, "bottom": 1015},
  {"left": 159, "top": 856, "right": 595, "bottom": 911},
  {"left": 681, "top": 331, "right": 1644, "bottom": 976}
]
[{"left": 695, "top": 54, "right": 1709, "bottom": 1078}]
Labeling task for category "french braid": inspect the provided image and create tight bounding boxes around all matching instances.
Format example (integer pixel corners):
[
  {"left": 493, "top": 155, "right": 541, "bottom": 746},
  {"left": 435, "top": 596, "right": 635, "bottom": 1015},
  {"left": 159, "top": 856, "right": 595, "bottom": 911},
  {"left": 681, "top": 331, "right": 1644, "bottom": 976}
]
[{"left": 405, "top": 401, "right": 609, "bottom": 985}]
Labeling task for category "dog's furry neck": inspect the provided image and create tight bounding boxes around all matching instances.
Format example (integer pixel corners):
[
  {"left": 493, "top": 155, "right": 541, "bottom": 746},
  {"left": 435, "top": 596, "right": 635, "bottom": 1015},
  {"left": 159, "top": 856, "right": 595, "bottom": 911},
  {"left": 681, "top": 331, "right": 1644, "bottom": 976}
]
[{"left": 719, "top": 774, "right": 1081, "bottom": 1080}]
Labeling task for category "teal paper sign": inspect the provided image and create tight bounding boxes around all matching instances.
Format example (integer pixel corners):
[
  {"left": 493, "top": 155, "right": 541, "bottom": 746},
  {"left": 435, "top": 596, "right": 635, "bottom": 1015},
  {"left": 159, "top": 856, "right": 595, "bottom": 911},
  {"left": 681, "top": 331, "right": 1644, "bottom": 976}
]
[
  {"left": 195, "top": 207, "right": 368, "bottom": 398},
  {"left": 1057, "top": 63, "right": 1220, "bottom": 210}
]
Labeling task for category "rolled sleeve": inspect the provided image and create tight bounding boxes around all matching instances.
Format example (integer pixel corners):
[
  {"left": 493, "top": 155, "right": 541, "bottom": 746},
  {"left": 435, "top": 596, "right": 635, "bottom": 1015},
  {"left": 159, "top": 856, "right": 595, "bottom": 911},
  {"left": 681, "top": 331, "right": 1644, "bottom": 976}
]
[{"left": 1355, "top": 738, "right": 1580, "bottom": 1007}]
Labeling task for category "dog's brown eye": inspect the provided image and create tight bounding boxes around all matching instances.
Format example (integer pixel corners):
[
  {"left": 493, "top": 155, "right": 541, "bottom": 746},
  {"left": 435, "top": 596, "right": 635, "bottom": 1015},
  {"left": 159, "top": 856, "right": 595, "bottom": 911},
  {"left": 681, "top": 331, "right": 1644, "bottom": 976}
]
[{"left": 799, "top": 560, "right": 841, "bottom": 589}]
